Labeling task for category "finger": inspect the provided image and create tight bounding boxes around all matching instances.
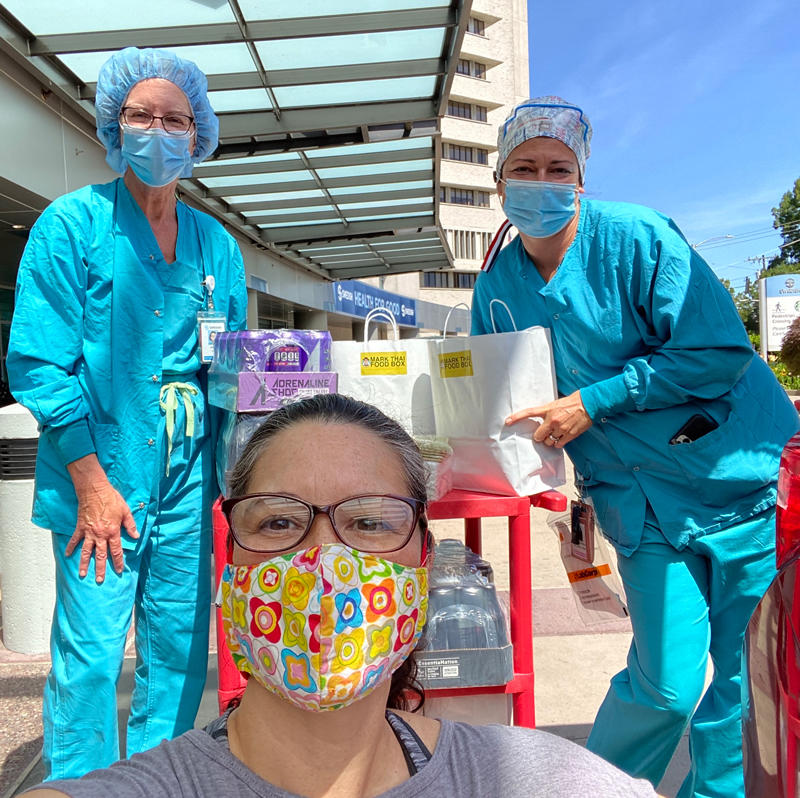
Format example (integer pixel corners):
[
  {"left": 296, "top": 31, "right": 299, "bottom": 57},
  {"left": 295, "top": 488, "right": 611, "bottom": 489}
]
[
  {"left": 122, "top": 508, "right": 139, "bottom": 540},
  {"left": 506, "top": 406, "right": 547, "bottom": 425},
  {"left": 93, "top": 540, "right": 108, "bottom": 584},
  {"left": 551, "top": 432, "right": 572, "bottom": 448},
  {"left": 65, "top": 527, "right": 83, "bottom": 557},
  {"left": 533, "top": 424, "right": 557, "bottom": 444},
  {"left": 78, "top": 538, "right": 94, "bottom": 579},
  {"left": 108, "top": 536, "right": 125, "bottom": 575}
]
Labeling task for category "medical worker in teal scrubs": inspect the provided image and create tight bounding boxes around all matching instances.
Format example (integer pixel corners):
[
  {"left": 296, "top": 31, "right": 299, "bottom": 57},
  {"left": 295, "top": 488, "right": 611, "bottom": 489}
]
[
  {"left": 7, "top": 48, "right": 247, "bottom": 779},
  {"left": 471, "top": 97, "right": 799, "bottom": 798}
]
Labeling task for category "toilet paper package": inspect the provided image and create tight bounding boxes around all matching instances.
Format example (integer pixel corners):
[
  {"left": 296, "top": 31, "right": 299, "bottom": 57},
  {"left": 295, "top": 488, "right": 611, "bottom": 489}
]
[{"left": 209, "top": 330, "right": 334, "bottom": 412}]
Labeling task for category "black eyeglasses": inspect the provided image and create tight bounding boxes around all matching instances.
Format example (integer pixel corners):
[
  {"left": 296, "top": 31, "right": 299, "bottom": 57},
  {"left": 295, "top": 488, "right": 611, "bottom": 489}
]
[
  {"left": 221, "top": 493, "right": 426, "bottom": 554},
  {"left": 120, "top": 107, "right": 195, "bottom": 135}
]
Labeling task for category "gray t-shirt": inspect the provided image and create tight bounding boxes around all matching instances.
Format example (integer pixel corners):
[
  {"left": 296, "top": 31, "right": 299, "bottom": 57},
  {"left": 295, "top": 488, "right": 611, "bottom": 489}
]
[{"left": 31, "top": 719, "right": 657, "bottom": 797}]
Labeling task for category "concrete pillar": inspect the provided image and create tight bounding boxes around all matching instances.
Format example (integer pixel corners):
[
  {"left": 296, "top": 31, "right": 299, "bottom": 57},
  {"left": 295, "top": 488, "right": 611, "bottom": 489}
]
[
  {"left": 246, "top": 288, "right": 259, "bottom": 330},
  {"left": 294, "top": 309, "right": 328, "bottom": 330},
  {"left": 0, "top": 403, "right": 54, "bottom": 655}
]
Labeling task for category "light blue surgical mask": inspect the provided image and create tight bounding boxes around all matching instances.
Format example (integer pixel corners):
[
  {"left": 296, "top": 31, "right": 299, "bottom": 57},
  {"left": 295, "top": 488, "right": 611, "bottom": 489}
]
[
  {"left": 120, "top": 124, "right": 193, "bottom": 187},
  {"left": 500, "top": 179, "right": 578, "bottom": 238}
]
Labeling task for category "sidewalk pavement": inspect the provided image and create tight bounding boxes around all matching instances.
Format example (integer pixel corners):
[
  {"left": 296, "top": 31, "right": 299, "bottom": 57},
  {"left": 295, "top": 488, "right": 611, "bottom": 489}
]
[{"left": 0, "top": 484, "right": 690, "bottom": 797}]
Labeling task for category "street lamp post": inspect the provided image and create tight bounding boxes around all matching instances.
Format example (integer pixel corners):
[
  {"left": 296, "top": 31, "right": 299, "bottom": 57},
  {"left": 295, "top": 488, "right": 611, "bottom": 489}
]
[{"left": 692, "top": 234, "right": 735, "bottom": 249}]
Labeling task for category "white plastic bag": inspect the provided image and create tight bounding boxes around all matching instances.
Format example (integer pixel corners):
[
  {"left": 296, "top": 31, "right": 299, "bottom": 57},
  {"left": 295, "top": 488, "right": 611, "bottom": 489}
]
[
  {"left": 429, "top": 301, "right": 565, "bottom": 496},
  {"left": 330, "top": 308, "right": 435, "bottom": 435}
]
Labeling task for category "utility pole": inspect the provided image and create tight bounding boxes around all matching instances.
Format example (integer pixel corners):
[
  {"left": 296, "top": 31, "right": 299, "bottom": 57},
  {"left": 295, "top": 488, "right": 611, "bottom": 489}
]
[{"left": 745, "top": 254, "right": 768, "bottom": 272}]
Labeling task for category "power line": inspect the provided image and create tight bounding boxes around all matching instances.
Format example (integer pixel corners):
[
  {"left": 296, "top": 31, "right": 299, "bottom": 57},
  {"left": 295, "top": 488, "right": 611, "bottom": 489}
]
[{"left": 693, "top": 221, "right": 800, "bottom": 251}]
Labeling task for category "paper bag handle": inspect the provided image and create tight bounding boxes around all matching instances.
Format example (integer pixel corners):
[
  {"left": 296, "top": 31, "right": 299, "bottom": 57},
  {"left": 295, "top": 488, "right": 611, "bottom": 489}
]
[
  {"left": 442, "top": 302, "right": 471, "bottom": 339},
  {"left": 489, "top": 299, "right": 517, "bottom": 332},
  {"left": 364, "top": 308, "right": 399, "bottom": 342}
]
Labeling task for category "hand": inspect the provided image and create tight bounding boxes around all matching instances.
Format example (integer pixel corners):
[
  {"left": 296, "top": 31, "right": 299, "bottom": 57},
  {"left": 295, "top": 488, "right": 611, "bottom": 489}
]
[
  {"left": 505, "top": 390, "right": 593, "bottom": 449},
  {"left": 66, "top": 455, "right": 139, "bottom": 583}
]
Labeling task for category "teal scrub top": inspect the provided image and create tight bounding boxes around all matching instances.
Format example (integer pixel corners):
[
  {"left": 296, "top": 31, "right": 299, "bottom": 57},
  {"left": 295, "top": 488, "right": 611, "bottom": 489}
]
[
  {"left": 7, "top": 178, "right": 248, "bottom": 543},
  {"left": 472, "top": 199, "right": 799, "bottom": 553}
]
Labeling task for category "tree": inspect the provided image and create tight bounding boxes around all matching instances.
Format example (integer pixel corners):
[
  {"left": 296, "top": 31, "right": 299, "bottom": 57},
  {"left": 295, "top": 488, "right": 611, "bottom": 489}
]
[
  {"left": 781, "top": 316, "right": 800, "bottom": 375},
  {"left": 729, "top": 176, "right": 800, "bottom": 336},
  {"left": 734, "top": 277, "right": 759, "bottom": 335},
  {"left": 766, "top": 177, "right": 800, "bottom": 270}
]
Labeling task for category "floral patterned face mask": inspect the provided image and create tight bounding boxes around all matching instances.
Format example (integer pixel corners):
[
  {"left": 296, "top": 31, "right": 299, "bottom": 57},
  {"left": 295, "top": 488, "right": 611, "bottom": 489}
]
[{"left": 218, "top": 543, "right": 428, "bottom": 711}]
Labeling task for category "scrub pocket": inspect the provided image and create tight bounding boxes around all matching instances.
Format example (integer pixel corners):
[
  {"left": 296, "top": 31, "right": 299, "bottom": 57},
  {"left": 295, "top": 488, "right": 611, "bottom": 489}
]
[{"left": 667, "top": 409, "right": 776, "bottom": 507}]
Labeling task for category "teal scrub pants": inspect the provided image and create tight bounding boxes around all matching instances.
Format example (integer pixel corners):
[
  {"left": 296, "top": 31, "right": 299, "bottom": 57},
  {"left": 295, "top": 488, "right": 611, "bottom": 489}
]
[
  {"left": 42, "top": 391, "right": 213, "bottom": 780},
  {"left": 586, "top": 507, "right": 776, "bottom": 798}
]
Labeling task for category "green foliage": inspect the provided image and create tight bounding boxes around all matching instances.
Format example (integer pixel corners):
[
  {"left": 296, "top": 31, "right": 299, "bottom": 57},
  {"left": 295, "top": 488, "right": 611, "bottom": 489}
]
[
  {"left": 730, "top": 176, "right": 800, "bottom": 336},
  {"left": 781, "top": 316, "right": 800, "bottom": 375},
  {"left": 771, "top": 177, "right": 800, "bottom": 265},
  {"left": 769, "top": 357, "right": 800, "bottom": 389},
  {"left": 735, "top": 279, "right": 760, "bottom": 335}
]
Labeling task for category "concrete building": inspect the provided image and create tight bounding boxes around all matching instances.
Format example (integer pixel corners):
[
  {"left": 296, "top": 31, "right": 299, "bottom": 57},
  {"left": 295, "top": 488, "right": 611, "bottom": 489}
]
[{"left": 379, "top": 0, "right": 530, "bottom": 313}]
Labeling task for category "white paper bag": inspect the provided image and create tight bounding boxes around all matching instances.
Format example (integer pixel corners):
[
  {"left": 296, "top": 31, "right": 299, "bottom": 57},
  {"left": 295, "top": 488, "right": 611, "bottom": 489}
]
[
  {"left": 430, "top": 302, "right": 565, "bottom": 496},
  {"left": 330, "top": 309, "right": 436, "bottom": 436}
]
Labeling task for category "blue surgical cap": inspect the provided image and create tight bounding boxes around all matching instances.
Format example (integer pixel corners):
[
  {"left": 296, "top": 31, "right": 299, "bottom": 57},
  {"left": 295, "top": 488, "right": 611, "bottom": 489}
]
[{"left": 95, "top": 46, "right": 219, "bottom": 176}]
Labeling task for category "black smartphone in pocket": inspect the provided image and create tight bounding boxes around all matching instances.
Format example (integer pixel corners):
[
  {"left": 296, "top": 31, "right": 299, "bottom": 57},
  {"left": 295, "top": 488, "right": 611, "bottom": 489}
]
[{"left": 669, "top": 414, "right": 719, "bottom": 445}]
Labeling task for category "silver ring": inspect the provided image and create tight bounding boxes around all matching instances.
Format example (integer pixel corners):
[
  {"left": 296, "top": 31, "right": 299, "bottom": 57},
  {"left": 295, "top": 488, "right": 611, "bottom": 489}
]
[{"left": 549, "top": 434, "right": 561, "bottom": 442}]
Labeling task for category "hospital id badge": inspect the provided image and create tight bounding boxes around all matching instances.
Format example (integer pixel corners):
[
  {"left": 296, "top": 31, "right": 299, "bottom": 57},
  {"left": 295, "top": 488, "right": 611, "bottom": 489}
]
[
  {"left": 197, "top": 310, "right": 227, "bottom": 364},
  {"left": 570, "top": 500, "right": 595, "bottom": 562}
]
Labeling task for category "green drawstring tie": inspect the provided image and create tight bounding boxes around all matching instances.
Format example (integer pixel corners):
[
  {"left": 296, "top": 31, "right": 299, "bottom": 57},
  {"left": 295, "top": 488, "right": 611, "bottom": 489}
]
[{"left": 159, "top": 382, "right": 199, "bottom": 476}]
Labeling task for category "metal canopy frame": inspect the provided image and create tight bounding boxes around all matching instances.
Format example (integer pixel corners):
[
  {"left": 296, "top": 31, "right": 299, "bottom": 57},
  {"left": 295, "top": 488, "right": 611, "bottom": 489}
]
[{"left": 0, "top": 0, "right": 470, "bottom": 280}]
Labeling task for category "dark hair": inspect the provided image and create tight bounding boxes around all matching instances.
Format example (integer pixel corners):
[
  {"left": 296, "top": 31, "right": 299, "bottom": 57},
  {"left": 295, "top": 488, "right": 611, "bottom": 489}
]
[{"left": 228, "top": 393, "right": 428, "bottom": 711}]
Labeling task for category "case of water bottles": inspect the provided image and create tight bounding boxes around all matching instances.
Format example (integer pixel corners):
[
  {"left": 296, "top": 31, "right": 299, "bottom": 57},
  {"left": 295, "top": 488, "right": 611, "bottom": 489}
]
[{"left": 417, "top": 539, "right": 513, "bottom": 689}]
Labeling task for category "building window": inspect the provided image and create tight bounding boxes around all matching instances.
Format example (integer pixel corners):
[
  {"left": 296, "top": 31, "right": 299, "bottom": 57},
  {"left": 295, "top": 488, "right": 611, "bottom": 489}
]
[
  {"left": 421, "top": 271, "right": 478, "bottom": 290},
  {"left": 444, "top": 143, "right": 489, "bottom": 165},
  {"left": 467, "top": 16, "right": 486, "bottom": 36},
  {"left": 445, "top": 229, "right": 493, "bottom": 261},
  {"left": 446, "top": 100, "right": 470, "bottom": 119},
  {"left": 456, "top": 58, "right": 487, "bottom": 79},
  {"left": 446, "top": 100, "right": 488, "bottom": 123},
  {"left": 441, "top": 188, "right": 490, "bottom": 207},
  {"left": 457, "top": 272, "right": 477, "bottom": 289}
]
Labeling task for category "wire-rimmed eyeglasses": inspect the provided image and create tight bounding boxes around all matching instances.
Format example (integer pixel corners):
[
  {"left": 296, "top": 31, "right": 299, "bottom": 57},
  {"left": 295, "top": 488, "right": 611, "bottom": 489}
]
[
  {"left": 119, "top": 107, "right": 195, "bottom": 135},
  {"left": 221, "top": 493, "right": 427, "bottom": 554}
]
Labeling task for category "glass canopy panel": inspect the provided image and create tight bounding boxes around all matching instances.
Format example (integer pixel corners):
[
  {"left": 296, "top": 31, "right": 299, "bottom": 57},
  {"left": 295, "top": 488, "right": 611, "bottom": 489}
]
[
  {"left": 198, "top": 153, "right": 303, "bottom": 169},
  {"left": 239, "top": 0, "right": 448, "bottom": 18},
  {"left": 2, "top": 0, "right": 233, "bottom": 34},
  {"left": 58, "top": 43, "right": 256, "bottom": 84},
  {"left": 319, "top": 137, "right": 432, "bottom": 159},
  {"left": 200, "top": 170, "right": 311, "bottom": 189},
  {"left": 315, "top": 159, "right": 433, "bottom": 180},
  {"left": 350, "top": 211, "right": 434, "bottom": 223},
  {"left": 224, "top": 189, "right": 326, "bottom": 204},
  {"left": 208, "top": 89, "right": 272, "bottom": 114},
  {"left": 337, "top": 197, "right": 433, "bottom": 210},
  {"left": 328, "top": 181, "right": 432, "bottom": 196},
  {"left": 242, "top": 206, "right": 335, "bottom": 219},
  {"left": 255, "top": 29, "right": 445, "bottom": 70},
  {"left": 273, "top": 77, "right": 436, "bottom": 109},
  {"left": 259, "top": 218, "right": 342, "bottom": 229}
]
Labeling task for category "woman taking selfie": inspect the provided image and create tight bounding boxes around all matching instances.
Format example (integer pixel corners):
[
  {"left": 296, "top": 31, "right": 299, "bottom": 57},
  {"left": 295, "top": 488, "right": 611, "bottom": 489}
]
[{"left": 25, "top": 394, "right": 656, "bottom": 797}]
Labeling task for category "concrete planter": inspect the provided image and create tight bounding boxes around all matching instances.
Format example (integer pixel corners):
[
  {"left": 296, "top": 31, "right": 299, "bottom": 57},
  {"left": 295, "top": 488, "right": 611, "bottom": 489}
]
[{"left": 0, "top": 403, "right": 53, "bottom": 655}]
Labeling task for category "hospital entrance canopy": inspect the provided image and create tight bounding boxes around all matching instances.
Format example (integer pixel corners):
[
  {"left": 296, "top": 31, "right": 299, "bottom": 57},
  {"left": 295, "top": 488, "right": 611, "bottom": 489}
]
[{"left": 0, "top": 0, "right": 469, "bottom": 279}]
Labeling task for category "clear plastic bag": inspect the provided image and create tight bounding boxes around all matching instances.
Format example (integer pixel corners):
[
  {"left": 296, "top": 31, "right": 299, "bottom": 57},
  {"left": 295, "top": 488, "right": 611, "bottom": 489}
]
[
  {"left": 420, "top": 539, "right": 509, "bottom": 651},
  {"left": 547, "top": 510, "right": 628, "bottom": 625}
]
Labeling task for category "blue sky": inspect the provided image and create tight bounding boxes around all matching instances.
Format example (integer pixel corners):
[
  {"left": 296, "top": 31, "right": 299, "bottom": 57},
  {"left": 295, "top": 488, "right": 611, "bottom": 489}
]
[{"left": 527, "top": 0, "right": 800, "bottom": 290}]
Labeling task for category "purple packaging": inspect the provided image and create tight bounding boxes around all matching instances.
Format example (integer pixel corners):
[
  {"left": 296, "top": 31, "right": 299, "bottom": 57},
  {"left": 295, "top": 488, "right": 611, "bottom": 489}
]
[
  {"left": 236, "top": 372, "right": 338, "bottom": 412},
  {"left": 214, "top": 330, "right": 332, "bottom": 373}
]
